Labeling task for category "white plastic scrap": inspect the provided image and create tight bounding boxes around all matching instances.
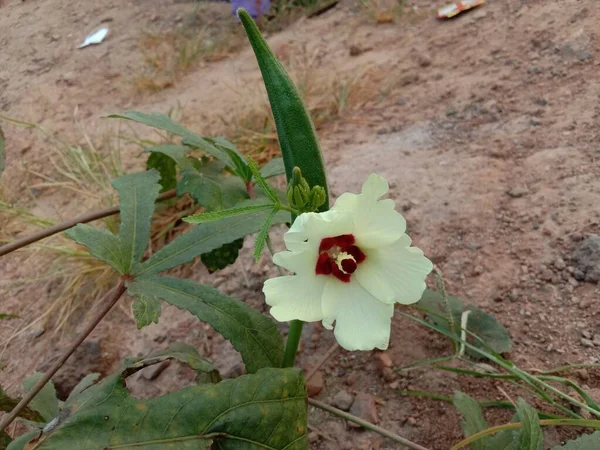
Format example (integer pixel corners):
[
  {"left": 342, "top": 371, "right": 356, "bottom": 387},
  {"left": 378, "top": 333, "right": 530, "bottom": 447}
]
[{"left": 77, "top": 28, "right": 109, "bottom": 49}]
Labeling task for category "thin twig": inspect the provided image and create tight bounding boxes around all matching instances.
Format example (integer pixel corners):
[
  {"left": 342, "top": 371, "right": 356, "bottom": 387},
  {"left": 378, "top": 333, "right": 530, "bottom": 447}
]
[
  {"left": 0, "top": 189, "right": 177, "bottom": 257},
  {"left": 305, "top": 342, "right": 339, "bottom": 382},
  {"left": 308, "top": 398, "right": 431, "bottom": 450},
  {"left": 0, "top": 280, "right": 128, "bottom": 431}
]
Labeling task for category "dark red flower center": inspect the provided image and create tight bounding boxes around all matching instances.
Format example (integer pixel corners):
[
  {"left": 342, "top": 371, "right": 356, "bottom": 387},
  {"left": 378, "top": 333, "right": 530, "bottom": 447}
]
[{"left": 315, "top": 234, "right": 366, "bottom": 283}]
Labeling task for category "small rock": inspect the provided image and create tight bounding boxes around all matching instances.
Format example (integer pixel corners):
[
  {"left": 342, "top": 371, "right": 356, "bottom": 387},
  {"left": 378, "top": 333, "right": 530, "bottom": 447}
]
[
  {"left": 150, "top": 13, "right": 160, "bottom": 21},
  {"left": 349, "top": 393, "right": 378, "bottom": 428},
  {"left": 332, "top": 390, "right": 354, "bottom": 411},
  {"left": 140, "top": 360, "right": 170, "bottom": 381},
  {"left": 382, "top": 367, "right": 396, "bottom": 382},
  {"left": 376, "top": 352, "right": 393, "bottom": 369},
  {"left": 472, "top": 10, "right": 487, "bottom": 20},
  {"left": 507, "top": 187, "right": 529, "bottom": 198},
  {"left": 541, "top": 269, "right": 554, "bottom": 281},
  {"left": 417, "top": 54, "right": 432, "bottom": 67},
  {"left": 583, "top": 330, "right": 593, "bottom": 339},
  {"left": 349, "top": 45, "right": 364, "bottom": 57},
  {"left": 593, "top": 335, "right": 600, "bottom": 347},
  {"left": 576, "top": 369, "right": 590, "bottom": 381},
  {"left": 345, "top": 373, "right": 356, "bottom": 386},
  {"left": 388, "top": 381, "right": 399, "bottom": 389},
  {"left": 572, "top": 235, "right": 600, "bottom": 283},
  {"left": 307, "top": 371, "right": 324, "bottom": 397},
  {"left": 554, "top": 258, "right": 567, "bottom": 270},
  {"left": 581, "top": 338, "right": 594, "bottom": 348},
  {"left": 308, "top": 431, "right": 320, "bottom": 444}
]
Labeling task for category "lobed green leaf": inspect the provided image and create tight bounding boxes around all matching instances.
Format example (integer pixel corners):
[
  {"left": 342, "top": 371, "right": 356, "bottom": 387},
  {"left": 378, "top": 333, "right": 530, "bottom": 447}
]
[
  {"left": 112, "top": 170, "right": 162, "bottom": 274},
  {"left": 123, "top": 343, "right": 216, "bottom": 377},
  {"left": 65, "top": 225, "right": 126, "bottom": 274},
  {"left": 184, "top": 203, "right": 274, "bottom": 224},
  {"left": 108, "top": 111, "right": 233, "bottom": 167},
  {"left": 132, "top": 294, "right": 162, "bottom": 329},
  {"left": 134, "top": 206, "right": 289, "bottom": 277},
  {"left": 127, "top": 276, "right": 284, "bottom": 372},
  {"left": 238, "top": 10, "right": 329, "bottom": 210}
]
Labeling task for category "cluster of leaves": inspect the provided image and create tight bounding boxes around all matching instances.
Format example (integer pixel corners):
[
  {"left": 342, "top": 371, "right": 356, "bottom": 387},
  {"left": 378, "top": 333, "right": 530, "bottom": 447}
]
[{"left": 6, "top": 344, "right": 306, "bottom": 450}]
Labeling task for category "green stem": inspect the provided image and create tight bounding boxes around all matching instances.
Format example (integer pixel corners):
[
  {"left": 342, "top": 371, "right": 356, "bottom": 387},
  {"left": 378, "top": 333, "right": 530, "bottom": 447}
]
[{"left": 282, "top": 320, "right": 304, "bottom": 367}]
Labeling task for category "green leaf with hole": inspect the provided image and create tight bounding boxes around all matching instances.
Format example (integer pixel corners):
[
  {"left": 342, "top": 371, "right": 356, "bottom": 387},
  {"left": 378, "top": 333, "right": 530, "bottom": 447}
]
[
  {"left": 108, "top": 111, "right": 233, "bottom": 167},
  {"left": 23, "top": 373, "right": 59, "bottom": 423},
  {"left": 65, "top": 225, "right": 125, "bottom": 273},
  {"left": 453, "top": 391, "right": 489, "bottom": 450},
  {"left": 238, "top": 9, "right": 329, "bottom": 210},
  {"left": 134, "top": 206, "right": 289, "bottom": 277},
  {"left": 0, "top": 123, "right": 5, "bottom": 178},
  {"left": 112, "top": 170, "right": 162, "bottom": 274},
  {"left": 177, "top": 163, "right": 249, "bottom": 211},
  {"left": 260, "top": 157, "right": 285, "bottom": 179},
  {"left": 417, "top": 289, "right": 511, "bottom": 357},
  {"left": 65, "top": 374, "right": 100, "bottom": 406},
  {"left": 551, "top": 431, "right": 600, "bottom": 450},
  {"left": 132, "top": 294, "right": 161, "bottom": 329},
  {"left": 127, "top": 276, "right": 284, "bottom": 372},
  {"left": 146, "top": 152, "right": 176, "bottom": 192},
  {"left": 19, "top": 366, "right": 306, "bottom": 450}
]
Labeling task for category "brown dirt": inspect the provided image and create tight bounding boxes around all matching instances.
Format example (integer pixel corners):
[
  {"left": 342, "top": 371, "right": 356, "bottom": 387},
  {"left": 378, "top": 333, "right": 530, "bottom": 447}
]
[{"left": 2, "top": 0, "right": 600, "bottom": 448}]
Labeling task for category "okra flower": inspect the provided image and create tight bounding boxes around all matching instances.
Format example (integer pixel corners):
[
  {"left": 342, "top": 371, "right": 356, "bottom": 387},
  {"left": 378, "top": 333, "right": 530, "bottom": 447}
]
[{"left": 264, "top": 174, "right": 433, "bottom": 351}]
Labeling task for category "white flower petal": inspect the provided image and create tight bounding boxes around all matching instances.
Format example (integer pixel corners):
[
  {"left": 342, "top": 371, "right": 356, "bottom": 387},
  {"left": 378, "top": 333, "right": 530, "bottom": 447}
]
[
  {"left": 283, "top": 211, "right": 353, "bottom": 253},
  {"left": 321, "top": 278, "right": 394, "bottom": 351},
  {"left": 355, "top": 234, "right": 432, "bottom": 304},
  {"left": 331, "top": 174, "right": 406, "bottom": 247},
  {"left": 272, "top": 249, "right": 316, "bottom": 275},
  {"left": 264, "top": 275, "right": 326, "bottom": 322}
]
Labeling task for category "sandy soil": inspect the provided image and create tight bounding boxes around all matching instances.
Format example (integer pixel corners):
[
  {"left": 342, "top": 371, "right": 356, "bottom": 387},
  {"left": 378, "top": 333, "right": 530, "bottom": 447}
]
[{"left": 1, "top": 0, "right": 600, "bottom": 448}]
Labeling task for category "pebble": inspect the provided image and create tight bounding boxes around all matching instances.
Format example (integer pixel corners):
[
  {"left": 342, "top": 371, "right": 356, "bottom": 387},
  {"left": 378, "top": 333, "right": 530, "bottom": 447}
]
[
  {"left": 554, "top": 257, "right": 567, "bottom": 270},
  {"left": 581, "top": 338, "right": 594, "bottom": 348},
  {"left": 541, "top": 269, "right": 554, "bottom": 281},
  {"left": 582, "top": 330, "right": 592, "bottom": 339},
  {"left": 593, "top": 335, "right": 600, "bottom": 347},
  {"left": 349, "top": 393, "right": 378, "bottom": 427},
  {"left": 382, "top": 367, "right": 396, "bottom": 382},
  {"left": 332, "top": 390, "right": 354, "bottom": 411},
  {"left": 307, "top": 371, "right": 324, "bottom": 397},
  {"left": 507, "top": 187, "right": 529, "bottom": 198},
  {"left": 376, "top": 352, "right": 393, "bottom": 369}
]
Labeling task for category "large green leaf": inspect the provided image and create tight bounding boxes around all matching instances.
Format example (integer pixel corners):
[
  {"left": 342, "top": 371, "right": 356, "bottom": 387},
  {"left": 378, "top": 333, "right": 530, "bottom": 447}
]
[
  {"left": 146, "top": 152, "right": 176, "bottom": 192},
  {"left": 238, "top": 10, "right": 329, "bottom": 210},
  {"left": 453, "top": 391, "right": 489, "bottom": 450},
  {"left": 112, "top": 170, "right": 162, "bottom": 274},
  {"left": 23, "top": 373, "right": 59, "bottom": 423},
  {"left": 65, "top": 374, "right": 100, "bottom": 406},
  {"left": 0, "top": 123, "right": 5, "bottom": 178},
  {"left": 551, "top": 431, "right": 600, "bottom": 450},
  {"left": 177, "top": 163, "right": 249, "bottom": 211},
  {"left": 65, "top": 225, "right": 126, "bottom": 274},
  {"left": 417, "top": 289, "right": 512, "bottom": 357},
  {"left": 21, "top": 367, "right": 306, "bottom": 450},
  {"left": 108, "top": 111, "right": 233, "bottom": 168},
  {"left": 132, "top": 294, "right": 162, "bottom": 329},
  {"left": 134, "top": 205, "right": 289, "bottom": 277},
  {"left": 6, "top": 431, "right": 39, "bottom": 450},
  {"left": 127, "top": 277, "right": 284, "bottom": 372}
]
